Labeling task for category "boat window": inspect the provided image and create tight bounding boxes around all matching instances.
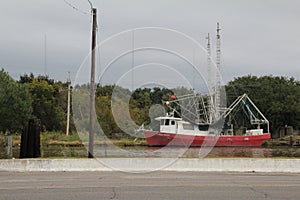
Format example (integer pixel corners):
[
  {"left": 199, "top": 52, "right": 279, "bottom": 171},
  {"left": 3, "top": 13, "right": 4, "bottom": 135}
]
[
  {"left": 165, "top": 119, "right": 170, "bottom": 126},
  {"left": 182, "top": 124, "right": 194, "bottom": 130},
  {"left": 171, "top": 120, "right": 175, "bottom": 125},
  {"left": 198, "top": 124, "right": 209, "bottom": 131}
]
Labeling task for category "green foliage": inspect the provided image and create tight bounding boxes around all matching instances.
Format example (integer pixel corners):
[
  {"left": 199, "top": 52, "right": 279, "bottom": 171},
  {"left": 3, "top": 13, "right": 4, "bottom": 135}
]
[
  {"left": 0, "top": 69, "right": 32, "bottom": 133},
  {"left": 95, "top": 95, "right": 122, "bottom": 137},
  {"left": 41, "top": 131, "right": 81, "bottom": 142},
  {"left": 92, "top": 86, "right": 176, "bottom": 138},
  {"left": 96, "top": 84, "right": 116, "bottom": 97},
  {"left": 226, "top": 75, "right": 300, "bottom": 134},
  {"left": 72, "top": 88, "right": 90, "bottom": 131},
  {"left": 2, "top": 70, "right": 297, "bottom": 140},
  {"left": 26, "top": 79, "right": 65, "bottom": 131},
  {"left": 19, "top": 73, "right": 55, "bottom": 85},
  {"left": 150, "top": 87, "right": 174, "bottom": 104},
  {"left": 20, "top": 74, "right": 71, "bottom": 132}
]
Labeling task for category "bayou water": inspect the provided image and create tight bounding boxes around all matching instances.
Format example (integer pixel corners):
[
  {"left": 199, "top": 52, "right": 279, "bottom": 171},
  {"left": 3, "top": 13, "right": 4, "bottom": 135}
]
[{"left": 1, "top": 144, "right": 300, "bottom": 159}]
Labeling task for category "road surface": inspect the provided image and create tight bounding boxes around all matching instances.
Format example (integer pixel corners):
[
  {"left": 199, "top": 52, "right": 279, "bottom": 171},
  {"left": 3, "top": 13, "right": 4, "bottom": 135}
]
[{"left": 0, "top": 171, "right": 299, "bottom": 200}]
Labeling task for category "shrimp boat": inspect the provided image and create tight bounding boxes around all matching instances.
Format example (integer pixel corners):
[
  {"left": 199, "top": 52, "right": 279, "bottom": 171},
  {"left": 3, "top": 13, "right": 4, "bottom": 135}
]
[
  {"left": 144, "top": 93, "right": 271, "bottom": 147},
  {"left": 143, "top": 24, "right": 270, "bottom": 147}
]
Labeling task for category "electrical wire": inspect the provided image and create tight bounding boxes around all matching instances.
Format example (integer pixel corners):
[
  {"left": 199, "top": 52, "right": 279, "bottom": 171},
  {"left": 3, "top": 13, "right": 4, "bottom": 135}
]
[
  {"left": 87, "top": 0, "right": 93, "bottom": 9},
  {"left": 63, "top": 0, "right": 91, "bottom": 15}
]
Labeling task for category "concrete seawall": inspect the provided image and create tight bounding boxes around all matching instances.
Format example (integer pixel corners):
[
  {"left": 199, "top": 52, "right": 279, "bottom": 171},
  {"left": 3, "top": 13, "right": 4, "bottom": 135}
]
[{"left": 1, "top": 158, "right": 300, "bottom": 173}]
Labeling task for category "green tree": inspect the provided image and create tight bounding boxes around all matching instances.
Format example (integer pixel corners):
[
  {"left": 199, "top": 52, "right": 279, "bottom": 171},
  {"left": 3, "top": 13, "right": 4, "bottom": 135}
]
[
  {"left": 24, "top": 78, "right": 66, "bottom": 131},
  {"left": 95, "top": 95, "right": 122, "bottom": 138},
  {"left": 226, "top": 75, "right": 300, "bottom": 135},
  {"left": 0, "top": 69, "right": 32, "bottom": 133},
  {"left": 72, "top": 88, "right": 90, "bottom": 131}
]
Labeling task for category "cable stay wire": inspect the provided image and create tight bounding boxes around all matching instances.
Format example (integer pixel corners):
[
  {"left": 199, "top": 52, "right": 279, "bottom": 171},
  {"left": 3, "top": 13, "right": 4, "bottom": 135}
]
[{"left": 63, "top": 0, "right": 92, "bottom": 15}]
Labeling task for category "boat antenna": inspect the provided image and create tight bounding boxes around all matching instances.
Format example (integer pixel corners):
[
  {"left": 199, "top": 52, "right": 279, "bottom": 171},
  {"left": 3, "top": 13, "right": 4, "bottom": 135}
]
[{"left": 215, "top": 22, "right": 221, "bottom": 119}]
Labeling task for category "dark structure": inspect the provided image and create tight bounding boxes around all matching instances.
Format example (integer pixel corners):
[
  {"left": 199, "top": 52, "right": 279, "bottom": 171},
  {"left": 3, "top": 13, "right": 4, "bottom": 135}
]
[{"left": 20, "top": 119, "right": 41, "bottom": 158}]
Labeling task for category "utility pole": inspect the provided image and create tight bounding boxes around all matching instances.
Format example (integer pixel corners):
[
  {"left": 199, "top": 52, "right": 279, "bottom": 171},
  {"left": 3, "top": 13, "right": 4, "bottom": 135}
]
[
  {"left": 89, "top": 7, "right": 97, "bottom": 158},
  {"left": 66, "top": 72, "right": 71, "bottom": 136}
]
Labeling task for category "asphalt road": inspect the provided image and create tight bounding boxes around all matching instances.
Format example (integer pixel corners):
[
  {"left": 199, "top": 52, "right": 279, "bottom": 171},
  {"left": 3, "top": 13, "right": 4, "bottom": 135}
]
[{"left": 0, "top": 171, "right": 299, "bottom": 200}]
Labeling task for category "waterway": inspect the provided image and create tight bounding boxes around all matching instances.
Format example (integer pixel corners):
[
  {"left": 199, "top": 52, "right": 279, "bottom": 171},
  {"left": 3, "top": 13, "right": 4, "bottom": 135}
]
[{"left": 1, "top": 144, "right": 300, "bottom": 159}]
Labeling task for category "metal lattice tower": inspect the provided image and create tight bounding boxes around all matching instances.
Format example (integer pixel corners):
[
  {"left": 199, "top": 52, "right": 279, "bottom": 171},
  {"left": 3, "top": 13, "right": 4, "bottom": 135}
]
[
  {"left": 206, "top": 33, "right": 214, "bottom": 123},
  {"left": 215, "top": 22, "right": 221, "bottom": 119},
  {"left": 206, "top": 33, "right": 212, "bottom": 90}
]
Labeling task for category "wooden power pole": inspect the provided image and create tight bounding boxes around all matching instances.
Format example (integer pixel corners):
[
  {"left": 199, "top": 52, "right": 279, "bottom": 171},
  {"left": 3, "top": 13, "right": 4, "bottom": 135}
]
[{"left": 89, "top": 8, "right": 97, "bottom": 158}]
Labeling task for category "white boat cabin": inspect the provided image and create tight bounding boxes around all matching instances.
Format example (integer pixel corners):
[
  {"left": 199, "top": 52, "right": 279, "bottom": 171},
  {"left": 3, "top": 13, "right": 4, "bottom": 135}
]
[
  {"left": 155, "top": 116, "right": 210, "bottom": 136},
  {"left": 155, "top": 115, "right": 265, "bottom": 136}
]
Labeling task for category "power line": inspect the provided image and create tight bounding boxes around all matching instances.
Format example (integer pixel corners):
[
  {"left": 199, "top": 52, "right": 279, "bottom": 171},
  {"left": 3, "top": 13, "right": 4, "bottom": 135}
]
[
  {"left": 87, "top": 0, "right": 93, "bottom": 9},
  {"left": 63, "top": 0, "right": 91, "bottom": 15}
]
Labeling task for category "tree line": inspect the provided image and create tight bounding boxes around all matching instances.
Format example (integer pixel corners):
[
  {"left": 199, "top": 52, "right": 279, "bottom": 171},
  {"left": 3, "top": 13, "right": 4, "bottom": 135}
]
[
  {"left": 226, "top": 75, "right": 300, "bottom": 135},
  {"left": 0, "top": 69, "right": 299, "bottom": 137}
]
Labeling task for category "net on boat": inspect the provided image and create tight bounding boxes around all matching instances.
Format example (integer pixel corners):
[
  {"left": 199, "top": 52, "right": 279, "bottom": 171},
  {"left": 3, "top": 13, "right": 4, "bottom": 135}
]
[{"left": 166, "top": 93, "right": 212, "bottom": 125}]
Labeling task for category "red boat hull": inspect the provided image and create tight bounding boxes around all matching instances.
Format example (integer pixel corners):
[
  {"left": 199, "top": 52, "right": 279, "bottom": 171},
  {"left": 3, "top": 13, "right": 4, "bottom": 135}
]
[{"left": 144, "top": 131, "right": 271, "bottom": 147}]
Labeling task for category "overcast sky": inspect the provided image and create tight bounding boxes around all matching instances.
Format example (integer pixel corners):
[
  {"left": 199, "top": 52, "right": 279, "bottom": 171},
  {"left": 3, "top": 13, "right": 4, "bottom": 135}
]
[{"left": 1, "top": 0, "right": 299, "bottom": 87}]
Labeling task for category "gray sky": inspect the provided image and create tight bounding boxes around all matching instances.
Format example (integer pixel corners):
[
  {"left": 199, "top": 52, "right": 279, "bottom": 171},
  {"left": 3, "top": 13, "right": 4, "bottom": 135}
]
[{"left": 1, "top": 0, "right": 300, "bottom": 86}]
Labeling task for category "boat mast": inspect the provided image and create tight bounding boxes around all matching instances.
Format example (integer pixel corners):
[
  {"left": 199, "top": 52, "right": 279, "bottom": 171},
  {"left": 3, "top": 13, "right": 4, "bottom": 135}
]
[
  {"left": 206, "top": 33, "right": 214, "bottom": 124},
  {"left": 215, "top": 22, "right": 221, "bottom": 119},
  {"left": 206, "top": 33, "right": 211, "bottom": 91}
]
